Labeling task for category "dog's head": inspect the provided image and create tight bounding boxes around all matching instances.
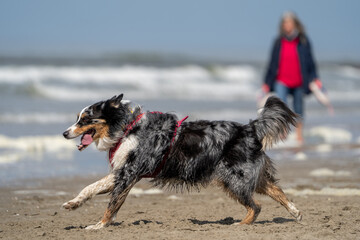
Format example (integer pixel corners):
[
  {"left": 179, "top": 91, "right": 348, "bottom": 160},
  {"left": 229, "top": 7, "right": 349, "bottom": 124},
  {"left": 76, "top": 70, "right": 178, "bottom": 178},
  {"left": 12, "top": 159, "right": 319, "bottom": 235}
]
[{"left": 63, "top": 94, "right": 130, "bottom": 151}]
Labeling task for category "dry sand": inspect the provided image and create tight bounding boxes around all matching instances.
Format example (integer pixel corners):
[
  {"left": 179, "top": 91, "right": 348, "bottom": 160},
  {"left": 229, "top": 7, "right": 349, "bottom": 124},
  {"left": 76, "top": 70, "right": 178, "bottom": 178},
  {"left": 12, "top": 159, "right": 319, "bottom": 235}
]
[{"left": 1, "top": 157, "right": 360, "bottom": 240}]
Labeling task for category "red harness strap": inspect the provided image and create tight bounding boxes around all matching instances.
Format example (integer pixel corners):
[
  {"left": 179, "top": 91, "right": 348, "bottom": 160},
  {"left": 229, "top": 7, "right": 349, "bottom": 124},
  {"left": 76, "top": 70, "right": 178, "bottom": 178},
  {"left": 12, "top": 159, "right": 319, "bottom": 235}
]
[
  {"left": 108, "top": 113, "right": 188, "bottom": 178},
  {"left": 141, "top": 115, "right": 188, "bottom": 178}
]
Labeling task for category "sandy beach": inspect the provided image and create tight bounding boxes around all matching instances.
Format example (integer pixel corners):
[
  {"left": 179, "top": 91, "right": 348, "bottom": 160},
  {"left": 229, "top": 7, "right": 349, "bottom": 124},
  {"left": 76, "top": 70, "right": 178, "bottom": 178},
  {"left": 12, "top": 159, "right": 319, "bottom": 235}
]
[
  {"left": 1, "top": 58, "right": 359, "bottom": 240},
  {"left": 1, "top": 1, "right": 360, "bottom": 239},
  {"left": 1, "top": 153, "right": 360, "bottom": 240}
]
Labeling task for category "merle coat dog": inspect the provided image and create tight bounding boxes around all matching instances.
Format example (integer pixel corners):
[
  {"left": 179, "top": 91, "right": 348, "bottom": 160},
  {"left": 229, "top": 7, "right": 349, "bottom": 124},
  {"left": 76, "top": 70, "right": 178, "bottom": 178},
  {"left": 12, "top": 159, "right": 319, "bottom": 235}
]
[{"left": 62, "top": 94, "right": 302, "bottom": 230}]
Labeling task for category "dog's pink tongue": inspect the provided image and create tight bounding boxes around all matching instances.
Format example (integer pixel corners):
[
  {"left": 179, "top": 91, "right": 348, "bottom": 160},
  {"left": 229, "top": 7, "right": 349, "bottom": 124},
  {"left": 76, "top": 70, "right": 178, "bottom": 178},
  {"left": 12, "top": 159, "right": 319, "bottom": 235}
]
[{"left": 81, "top": 133, "right": 93, "bottom": 145}]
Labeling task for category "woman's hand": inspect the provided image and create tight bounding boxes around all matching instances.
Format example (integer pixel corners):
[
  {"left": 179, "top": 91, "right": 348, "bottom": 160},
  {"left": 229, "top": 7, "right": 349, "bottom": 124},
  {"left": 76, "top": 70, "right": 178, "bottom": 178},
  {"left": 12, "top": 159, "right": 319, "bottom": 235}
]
[
  {"left": 313, "top": 79, "right": 322, "bottom": 88},
  {"left": 262, "top": 84, "right": 270, "bottom": 93},
  {"left": 309, "top": 79, "right": 334, "bottom": 115}
]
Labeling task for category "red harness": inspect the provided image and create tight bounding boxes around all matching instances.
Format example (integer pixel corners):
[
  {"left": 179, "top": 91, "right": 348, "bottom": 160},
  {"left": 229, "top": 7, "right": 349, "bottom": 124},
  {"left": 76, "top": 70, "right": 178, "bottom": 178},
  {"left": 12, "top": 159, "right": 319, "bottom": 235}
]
[{"left": 108, "top": 112, "right": 188, "bottom": 178}]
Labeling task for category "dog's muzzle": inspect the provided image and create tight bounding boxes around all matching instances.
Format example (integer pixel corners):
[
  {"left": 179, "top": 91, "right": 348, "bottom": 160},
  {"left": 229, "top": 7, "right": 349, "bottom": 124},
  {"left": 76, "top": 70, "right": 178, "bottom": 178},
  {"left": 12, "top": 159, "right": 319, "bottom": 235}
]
[{"left": 63, "top": 130, "right": 70, "bottom": 139}]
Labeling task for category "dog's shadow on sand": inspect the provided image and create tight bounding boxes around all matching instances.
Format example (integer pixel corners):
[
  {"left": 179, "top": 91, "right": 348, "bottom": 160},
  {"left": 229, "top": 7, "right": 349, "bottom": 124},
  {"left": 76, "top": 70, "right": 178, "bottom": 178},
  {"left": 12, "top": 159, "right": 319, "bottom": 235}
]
[
  {"left": 64, "top": 222, "right": 124, "bottom": 230},
  {"left": 64, "top": 217, "right": 295, "bottom": 230},
  {"left": 189, "top": 217, "right": 295, "bottom": 225},
  {"left": 64, "top": 220, "right": 163, "bottom": 230},
  {"left": 257, "top": 217, "right": 296, "bottom": 224},
  {"left": 189, "top": 217, "right": 240, "bottom": 225}
]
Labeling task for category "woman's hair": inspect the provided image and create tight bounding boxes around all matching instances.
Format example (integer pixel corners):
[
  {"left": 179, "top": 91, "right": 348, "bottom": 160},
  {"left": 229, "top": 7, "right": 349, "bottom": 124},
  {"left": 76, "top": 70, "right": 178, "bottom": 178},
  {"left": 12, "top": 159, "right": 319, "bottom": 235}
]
[{"left": 279, "top": 11, "right": 307, "bottom": 43}]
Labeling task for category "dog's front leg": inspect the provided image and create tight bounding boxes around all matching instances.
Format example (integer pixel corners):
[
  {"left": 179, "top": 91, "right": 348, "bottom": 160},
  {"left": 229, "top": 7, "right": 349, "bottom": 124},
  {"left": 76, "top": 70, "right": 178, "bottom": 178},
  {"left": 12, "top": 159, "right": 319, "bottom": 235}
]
[
  {"left": 62, "top": 173, "right": 115, "bottom": 210},
  {"left": 86, "top": 169, "right": 138, "bottom": 230}
]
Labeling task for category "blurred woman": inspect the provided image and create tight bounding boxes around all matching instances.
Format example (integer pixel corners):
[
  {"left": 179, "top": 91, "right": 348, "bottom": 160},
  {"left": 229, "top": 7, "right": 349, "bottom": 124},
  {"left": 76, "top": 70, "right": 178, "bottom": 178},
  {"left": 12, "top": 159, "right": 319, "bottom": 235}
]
[{"left": 263, "top": 11, "right": 320, "bottom": 145}]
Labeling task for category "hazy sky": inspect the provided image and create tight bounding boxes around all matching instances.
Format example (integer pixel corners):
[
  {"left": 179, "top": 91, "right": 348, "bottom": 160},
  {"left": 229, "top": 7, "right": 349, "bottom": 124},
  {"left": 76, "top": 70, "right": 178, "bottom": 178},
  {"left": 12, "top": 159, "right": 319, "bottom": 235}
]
[{"left": 0, "top": 0, "right": 359, "bottom": 61}]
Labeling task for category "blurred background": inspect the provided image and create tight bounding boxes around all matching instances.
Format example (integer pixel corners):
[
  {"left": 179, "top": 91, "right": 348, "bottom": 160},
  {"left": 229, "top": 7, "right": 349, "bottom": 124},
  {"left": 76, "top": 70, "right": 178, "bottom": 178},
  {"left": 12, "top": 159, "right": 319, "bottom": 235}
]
[{"left": 0, "top": 0, "right": 359, "bottom": 186}]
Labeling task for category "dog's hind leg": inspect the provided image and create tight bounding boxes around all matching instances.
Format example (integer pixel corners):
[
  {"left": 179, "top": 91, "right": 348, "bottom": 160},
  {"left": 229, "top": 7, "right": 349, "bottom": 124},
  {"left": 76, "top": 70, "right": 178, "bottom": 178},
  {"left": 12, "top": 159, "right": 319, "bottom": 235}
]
[
  {"left": 256, "top": 181, "right": 302, "bottom": 221},
  {"left": 217, "top": 180, "right": 261, "bottom": 225},
  {"left": 62, "top": 173, "right": 115, "bottom": 210},
  {"left": 237, "top": 198, "right": 262, "bottom": 225}
]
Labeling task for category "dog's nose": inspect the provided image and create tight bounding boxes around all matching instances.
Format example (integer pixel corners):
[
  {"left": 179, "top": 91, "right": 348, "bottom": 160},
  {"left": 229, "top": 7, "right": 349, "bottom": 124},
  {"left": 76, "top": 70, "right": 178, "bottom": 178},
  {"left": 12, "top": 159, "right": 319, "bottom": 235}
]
[{"left": 63, "top": 130, "right": 70, "bottom": 138}]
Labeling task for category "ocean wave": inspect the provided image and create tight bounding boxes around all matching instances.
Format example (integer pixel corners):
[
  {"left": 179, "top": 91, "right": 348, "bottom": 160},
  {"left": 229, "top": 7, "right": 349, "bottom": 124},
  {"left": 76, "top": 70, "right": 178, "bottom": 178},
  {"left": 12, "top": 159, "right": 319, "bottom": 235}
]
[
  {"left": 0, "top": 65, "right": 254, "bottom": 84},
  {"left": 274, "top": 126, "right": 353, "bottom": 149},
  {"left": 285, "top": 187, "right": 360, "bottom": 196},
  {"left": 0, "top": 134, "right": 75, "bottom": 164},
  {"left": 0, "top": 65, "right": 259, "bottom": 101},
  {"left": 1, "top": 64, "right": 359, "bottom": 103},
  {"left": 309, "top": 168, "right": 351, "bottom": 177},
  {"left": 336, "top": 65, "right": 360, "bottom": 79},
  {"left": 33, "top": 81, "right": 258, "bottom": 101},
  {"left": 325, "top": 91, "right": 360, "bottom": 101},
  {"left": 308, "top": 126, "right": 352, "bottom": 144},
  {"left": 0, "top": 134, "right": 74, "bottom": 152},
  {"left": 0, "top": 112, "right": 74, "bottom": 124}
]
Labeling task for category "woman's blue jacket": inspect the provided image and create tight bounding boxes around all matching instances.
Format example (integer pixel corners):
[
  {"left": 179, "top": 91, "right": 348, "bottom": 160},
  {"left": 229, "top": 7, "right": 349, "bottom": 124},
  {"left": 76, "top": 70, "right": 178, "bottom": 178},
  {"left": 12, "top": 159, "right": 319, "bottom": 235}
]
[{"left": 264, "top": 35, "right": 318, "bottom": 94}]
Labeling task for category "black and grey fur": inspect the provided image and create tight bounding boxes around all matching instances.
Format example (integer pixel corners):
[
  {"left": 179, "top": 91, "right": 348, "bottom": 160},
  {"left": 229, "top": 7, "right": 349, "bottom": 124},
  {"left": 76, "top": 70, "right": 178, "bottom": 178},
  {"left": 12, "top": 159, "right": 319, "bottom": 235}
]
[{"left": 63, "top": 94, "right": 302, "bottom": 230}]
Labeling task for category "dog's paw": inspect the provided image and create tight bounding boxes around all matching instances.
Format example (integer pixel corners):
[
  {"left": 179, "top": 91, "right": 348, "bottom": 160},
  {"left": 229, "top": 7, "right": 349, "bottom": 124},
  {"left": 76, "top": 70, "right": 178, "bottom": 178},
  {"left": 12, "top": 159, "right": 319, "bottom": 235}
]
[
  {"left": 85, "top": 221, "right": 106, "bottom": 230},
  {"left": 62, "top": 200, "right": 82, "bottom": 210},
  {"left": 295, "top": 212, "right": 303, "bottom": 222}
]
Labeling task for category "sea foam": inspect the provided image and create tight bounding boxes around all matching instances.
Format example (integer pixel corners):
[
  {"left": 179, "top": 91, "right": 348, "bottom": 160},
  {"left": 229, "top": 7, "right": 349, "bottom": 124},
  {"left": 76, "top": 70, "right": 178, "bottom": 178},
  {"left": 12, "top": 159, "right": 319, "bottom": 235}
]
[
  {"left": 285, "top": 187, "right": 360, "bottom": 196},
  {"left": 0, "top": 135, "right": 75, "bottom": 164},
  {"left": 0, "top": 65, "right": 258, "bottom": 101},
  {"left": 0, "top": 134, "right": 74, "bottom": 152},
  {"left": 308, "top": 126, "right": 352, "bottom": 144},
  {"left": 0, "top": 112, "right": 74, "bottom": 124},
  {"left": 309, "top": 168, "right": 351, "bottom": 177}
]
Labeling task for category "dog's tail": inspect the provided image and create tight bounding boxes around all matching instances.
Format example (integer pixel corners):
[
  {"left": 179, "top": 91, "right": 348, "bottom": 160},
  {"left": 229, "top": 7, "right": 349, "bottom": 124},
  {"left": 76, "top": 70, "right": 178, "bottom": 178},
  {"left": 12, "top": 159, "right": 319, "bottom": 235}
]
[{"left": 251, "top": 96, "right": 299, "bottom": 150}]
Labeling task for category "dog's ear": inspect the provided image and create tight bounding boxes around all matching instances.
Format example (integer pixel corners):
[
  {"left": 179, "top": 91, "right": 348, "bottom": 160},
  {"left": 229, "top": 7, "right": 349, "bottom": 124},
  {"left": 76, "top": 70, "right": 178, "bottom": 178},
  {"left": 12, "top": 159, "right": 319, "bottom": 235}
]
[
  {"left": 109, "top": 94, "right": 124, "bottom": 108},
  {"left": 121, "top": 99, "right": 131, "bottom": 105}
]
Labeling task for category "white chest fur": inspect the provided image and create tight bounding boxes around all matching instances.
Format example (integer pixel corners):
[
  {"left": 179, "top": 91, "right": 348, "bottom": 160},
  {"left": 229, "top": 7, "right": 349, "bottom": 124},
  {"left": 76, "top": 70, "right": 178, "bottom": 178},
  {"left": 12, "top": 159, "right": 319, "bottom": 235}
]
[{"left": 111, "top": 135, "right": 139, "bottom": 170}]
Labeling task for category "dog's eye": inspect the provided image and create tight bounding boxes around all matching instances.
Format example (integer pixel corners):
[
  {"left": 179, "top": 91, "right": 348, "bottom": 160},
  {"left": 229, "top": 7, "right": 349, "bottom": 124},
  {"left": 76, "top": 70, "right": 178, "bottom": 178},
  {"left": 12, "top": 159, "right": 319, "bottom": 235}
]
[
  {"left": 92, "top": 119, "right": 105, "bottom": 124},
  {"left": 81, "top": 116, "right": 91, "bottom": 123}
]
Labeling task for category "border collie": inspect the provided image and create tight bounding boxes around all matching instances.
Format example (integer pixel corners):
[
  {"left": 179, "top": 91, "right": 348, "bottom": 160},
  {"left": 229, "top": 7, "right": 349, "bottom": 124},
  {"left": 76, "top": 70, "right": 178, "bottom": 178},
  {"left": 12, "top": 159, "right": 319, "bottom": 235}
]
[{"left": 62, "top": 94, "right": 302, "bottom": 230}]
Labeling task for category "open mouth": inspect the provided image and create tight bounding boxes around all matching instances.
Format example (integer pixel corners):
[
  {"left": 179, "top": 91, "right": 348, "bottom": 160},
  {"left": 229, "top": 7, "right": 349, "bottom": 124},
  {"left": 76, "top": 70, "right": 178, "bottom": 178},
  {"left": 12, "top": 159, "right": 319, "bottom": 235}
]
[{"left": 77, "top": 129, "right": 96, "bottom": 151}]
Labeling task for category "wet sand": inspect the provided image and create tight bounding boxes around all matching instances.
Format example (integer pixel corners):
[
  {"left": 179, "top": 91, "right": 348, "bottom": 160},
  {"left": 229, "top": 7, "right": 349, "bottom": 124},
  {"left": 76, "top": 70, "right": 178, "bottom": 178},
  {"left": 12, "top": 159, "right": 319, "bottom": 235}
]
[{"left": 1, "top": 156, "right": 360, "bottom": 240}]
